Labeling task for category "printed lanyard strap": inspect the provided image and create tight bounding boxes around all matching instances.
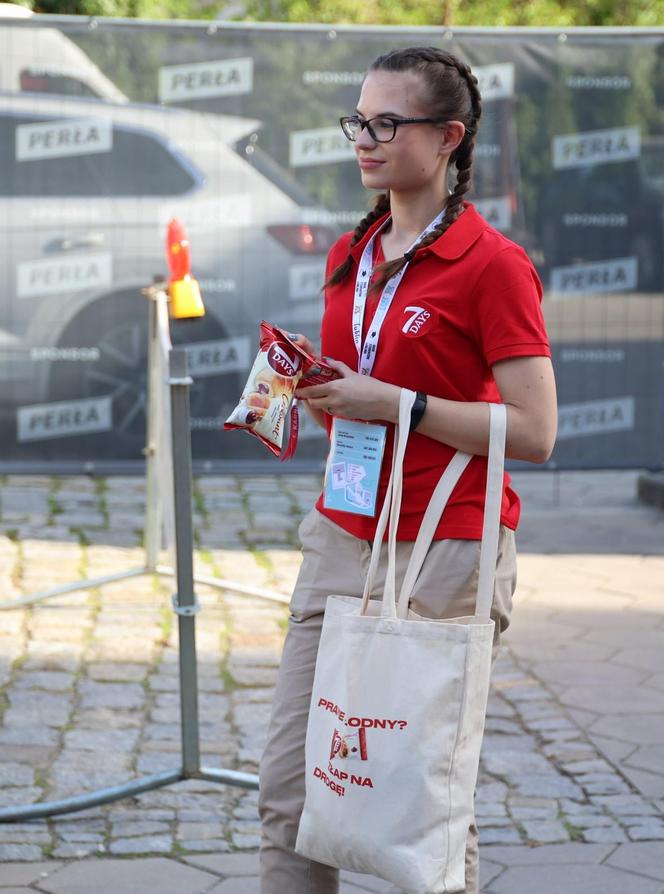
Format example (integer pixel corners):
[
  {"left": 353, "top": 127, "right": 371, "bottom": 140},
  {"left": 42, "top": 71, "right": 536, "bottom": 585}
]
[{"left": 352, "top": 209, "right": 445, "bottom": 376}]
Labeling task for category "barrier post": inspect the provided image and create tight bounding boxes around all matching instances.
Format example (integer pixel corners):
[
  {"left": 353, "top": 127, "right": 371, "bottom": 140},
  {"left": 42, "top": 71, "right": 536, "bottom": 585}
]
[
  {"left": 144, "top": 291, "right": 163, "bottom": 571},
  {"left": 169, "top": 348, "right": 201, "bottom": 776}
]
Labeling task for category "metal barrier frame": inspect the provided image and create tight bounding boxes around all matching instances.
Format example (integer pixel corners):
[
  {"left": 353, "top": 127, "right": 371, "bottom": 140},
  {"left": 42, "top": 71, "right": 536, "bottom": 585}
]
[{"left": 0, "top": 289, "right": 290, "bottom": 821}]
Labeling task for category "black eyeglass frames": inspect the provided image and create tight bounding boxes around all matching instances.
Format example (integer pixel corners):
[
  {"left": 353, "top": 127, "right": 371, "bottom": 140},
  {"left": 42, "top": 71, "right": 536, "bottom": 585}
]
[{"left": 339, "top": 115, "right": 444, "bottom": 143}]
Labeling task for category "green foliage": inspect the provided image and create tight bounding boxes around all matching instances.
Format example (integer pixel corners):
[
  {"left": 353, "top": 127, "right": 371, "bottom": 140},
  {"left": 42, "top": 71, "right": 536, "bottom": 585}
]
[
  {"left": 241, "top": 0, "right": 663, "bottom": 27},
  {"left": 12, "top": 0, "right": 664, "bottom": 25}
]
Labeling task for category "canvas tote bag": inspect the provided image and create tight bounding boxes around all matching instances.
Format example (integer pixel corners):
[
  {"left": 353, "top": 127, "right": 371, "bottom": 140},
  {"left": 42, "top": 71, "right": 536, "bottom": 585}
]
[{"left": 295, "top": 389, "right": 507, "bottom": 893}]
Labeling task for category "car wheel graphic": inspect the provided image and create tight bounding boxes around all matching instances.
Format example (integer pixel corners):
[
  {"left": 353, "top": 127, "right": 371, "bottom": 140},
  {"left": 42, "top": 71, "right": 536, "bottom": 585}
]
[{"left": 47, "top": 289, "right": 244, "bottom": 462}]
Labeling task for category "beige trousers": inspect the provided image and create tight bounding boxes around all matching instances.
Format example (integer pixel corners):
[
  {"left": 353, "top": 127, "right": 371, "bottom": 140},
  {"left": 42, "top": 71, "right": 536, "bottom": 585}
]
[{"left": 259, "top": 508, "right": 517, "bottom": 894}]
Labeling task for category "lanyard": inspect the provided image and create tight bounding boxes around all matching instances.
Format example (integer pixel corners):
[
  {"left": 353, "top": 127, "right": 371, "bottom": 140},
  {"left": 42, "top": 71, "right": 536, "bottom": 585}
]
[{"left": 352, "top": 209, "right": 445, "bottom": 376}]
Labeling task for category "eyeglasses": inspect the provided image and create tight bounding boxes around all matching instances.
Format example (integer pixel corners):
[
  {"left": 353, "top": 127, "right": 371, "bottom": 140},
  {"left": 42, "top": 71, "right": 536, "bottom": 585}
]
[{"left": 339, "top": 115, "right": 444, "bottom": 143}]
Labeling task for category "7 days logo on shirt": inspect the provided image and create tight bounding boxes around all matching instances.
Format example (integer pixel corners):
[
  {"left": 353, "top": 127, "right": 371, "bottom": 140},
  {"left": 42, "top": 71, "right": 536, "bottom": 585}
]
[{"left": 401, "top": 305, "right": 433, "bottom": 337}]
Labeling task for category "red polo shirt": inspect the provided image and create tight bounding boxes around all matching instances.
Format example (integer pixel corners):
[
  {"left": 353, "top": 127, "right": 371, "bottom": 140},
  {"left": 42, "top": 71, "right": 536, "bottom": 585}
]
[{"left": 315, "top": 203, "right": 551, "bottom": 541}]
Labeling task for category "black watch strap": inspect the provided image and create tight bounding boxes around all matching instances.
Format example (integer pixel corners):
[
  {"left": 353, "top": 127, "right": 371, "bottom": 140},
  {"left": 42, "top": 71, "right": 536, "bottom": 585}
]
[{"left": 409, "top": 391, "right": 427, "bottom": 432}]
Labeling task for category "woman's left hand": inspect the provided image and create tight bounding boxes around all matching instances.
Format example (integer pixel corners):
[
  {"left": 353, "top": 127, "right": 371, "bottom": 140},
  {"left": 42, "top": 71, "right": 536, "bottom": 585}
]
[{"left": 295, "top": 358, "right": 401, "bottom": 422}]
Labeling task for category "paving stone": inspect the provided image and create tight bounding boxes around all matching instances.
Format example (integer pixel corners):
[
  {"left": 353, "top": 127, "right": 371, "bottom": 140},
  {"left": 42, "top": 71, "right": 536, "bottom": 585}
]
[
  {"left": 63, "top": 728, "right": 140, "bottom": 752},
  {"left": 110, "top": 821, "right": 171, "bottom": 838},
  {"left": 176, "top": 822, "right": 224, "bottom": 839},
  {"left": 12, "top": 671, "right": 74, "bottom": 692},
  {"left": 590, "top": 794, "right": 658, "bottom": 815},
  {"left": 0, "top": 764, "right": 35, "bottom": 786},
  {"left": 0, "top": 787, "right": 45, "bottom": 807},
  {"left": 38, "top": 857, "right": 217, "bottom": 893},
  {"left": 78, "top": 681, "right": 146, "bottom": 710},
  {"left": 232, "top": 833, "right": 262, "bottom": 849},
  {"left": 510, "top": 775, "right": 584, "bottom": 799},
  {"left": 206, "top": 879, "right": 259, "bottom": 894},
  {"left": 626, "top": 821, "right": 664, "bottom": 841},
  {"left": 478, "top": 826, "right": 522, "bottom": 845},
  {"left": 0, "top": 887, "right": 45, "bottom": 893},
  {"left": 475, "top": 802, "right": 508, "bottom": 818},
  {"left": 562, "top": 758, "right": 616, "bottom": 775},
  {"left": 476, "top": 781, "right": 509, "bottom": 802},
  {"left": 0, "top": 826, "right": 51, "bottom": 844},
  {"left": 0, "top": 844, "right": 44, "bottom": 861},
  {"left": 591, "top": 712, "right": 664, "bottom": 746},
  {"left": 51, "top": 842, "right": 103, "bottom": 858},
  {"left": 87, "top": 662, "right": 148, "bottom": 681},
  {"left": 109, "top": 836, "right": 174, "bottom": 855},
  {"left": 489, "top": 863, "right": 662, "bottom": 894},
  {"left": 482, "top": 750, "right": 552, "bottom": 776},
  {"left": 564, "top": 814, "right": 615, "bottom": 828},
  {"left": 522, "top": 820, "right": 569, "bottom": 843},
  {"left": 581, "top": 824, "right": 629, "bottom": 843},
  {"left": 2, "top": 861, "right": 62, "bottom": 886},
  {"left": 606, "top": 842, "right": 664, "bottom": 881}
]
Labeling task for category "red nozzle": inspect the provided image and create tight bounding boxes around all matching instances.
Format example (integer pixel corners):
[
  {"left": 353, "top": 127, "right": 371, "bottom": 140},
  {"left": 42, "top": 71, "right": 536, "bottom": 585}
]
[{"left": 166, "top": 218, "right": 191, "bottom": 283}]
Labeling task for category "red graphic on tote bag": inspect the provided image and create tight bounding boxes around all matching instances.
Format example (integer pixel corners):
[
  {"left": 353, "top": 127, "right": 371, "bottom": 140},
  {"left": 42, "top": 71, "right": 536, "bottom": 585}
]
[{"left": 330, "top": 727, "right": 368, "bottom": 761}]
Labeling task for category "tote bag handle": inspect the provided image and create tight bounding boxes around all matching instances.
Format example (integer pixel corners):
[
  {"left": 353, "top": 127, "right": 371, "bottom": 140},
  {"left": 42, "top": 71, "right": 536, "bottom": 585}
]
[
  {"left": 360, "top": 394, "right": 507, "bottom": 622},
  {"left": 396, "top": 402, "right": 507, "bottom": 620},
  {"left": 360, "top": 389, "right": 415, "bottom": 618}
]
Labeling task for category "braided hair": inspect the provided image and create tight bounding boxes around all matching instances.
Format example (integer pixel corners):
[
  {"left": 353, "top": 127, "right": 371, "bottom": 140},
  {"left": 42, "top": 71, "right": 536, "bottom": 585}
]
[{"left": 325, "top": 47, "right": 482, "bottom": 293}]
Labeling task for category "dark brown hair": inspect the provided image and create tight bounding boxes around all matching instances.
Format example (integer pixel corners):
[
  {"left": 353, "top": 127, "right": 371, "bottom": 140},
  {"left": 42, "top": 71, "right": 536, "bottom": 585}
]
[{"left": 325, "top": 47, "right": 482, "bottom": 293}]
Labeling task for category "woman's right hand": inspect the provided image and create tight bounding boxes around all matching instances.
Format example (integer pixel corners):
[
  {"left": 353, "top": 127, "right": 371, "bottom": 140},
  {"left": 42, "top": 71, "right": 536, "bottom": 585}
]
[{"left": 288, "top": 332, "right": 318, "bottom": 358}]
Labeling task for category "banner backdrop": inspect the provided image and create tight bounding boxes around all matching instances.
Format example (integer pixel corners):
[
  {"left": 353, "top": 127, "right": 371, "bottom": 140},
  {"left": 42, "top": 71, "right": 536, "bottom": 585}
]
[{"left": 0, "top": 16, "right": 662, "bottom": 471}]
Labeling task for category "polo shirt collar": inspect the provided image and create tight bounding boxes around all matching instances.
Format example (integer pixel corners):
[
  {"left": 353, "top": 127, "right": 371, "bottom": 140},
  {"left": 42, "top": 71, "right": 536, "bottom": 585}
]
[{"left": 347, "top": 201, "right": 488, "bottom": 263}]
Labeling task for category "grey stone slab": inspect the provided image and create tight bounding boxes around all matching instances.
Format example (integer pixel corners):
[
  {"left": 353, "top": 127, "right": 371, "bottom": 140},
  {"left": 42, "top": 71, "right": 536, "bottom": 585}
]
[
  {"left": 87, "top": 662, "right": 148, "bottom": 682},
  {"left": 108, "top": 836, "right": 173, "bottom": 855},
  {"left": 489, "top": 863, "right": 663, "bottom": 894},
  {"left": 581, "top": 824, "right": 628, "bottom": 843},
  {"left": 231, "top": 833, "right": 261, "bottom": 849},
  {"left": 607, "top": 842, "right": 664, "bottom": 881},
  {"left": 12, "top": 671, "right": 75, "bottom": 692},
  {"left": 177, "top": 839, "right": 231, "bottom": 853},
  {"left": 626, "top": 822, "right": 664, "bottom": 841},
  {"left": 510, "top": 775, "right": 584, "bottom": 799},
  {"left": 625, "top": 746, "right": 664, "bottom": 776},
  {"left": 590, "top": 794, "right": 658, "bottom": 815},
  {"left": 0, "top": 862, "right": 63, "bottom": 885},
  {"left": 109, "top": 821, "right": 171, "bottom": 838},
  {"left": 38, "top": 857, "right": 218, "bottom": 894},
  {"left": 206, "top": 880, "right": 259, "bottom": 894},
  {"left": 77, "top": 680, "right": 146, "bottom": 710},
  {"left": 0, "top": 844, "right": 44, "bottom": 861},
  {"left": 0, "top": 826, "right": 51, "bottom": 845},
  {"left": 182, "top": 852, "right": 259, "bottom": 875},
  {"left": 51, "top": 842, "right": 103, "bottom": 858},
  {"left": 0, "top": 764, "right": 35, "bottom": 787},
  {"left": 479, "top": 826, "right": 522, "bottom": 845},
  {"left": 522, "top": 820, "right": 569, "bottom": 843},
  {"left": 482, "top": 750, "right": 552, "bottom": 776},
  {"left": 63, "top": 728, "right": 140, "bottom": 752},
  {"left": 481, "top": 842, "right": 616, "bottom": 866}
]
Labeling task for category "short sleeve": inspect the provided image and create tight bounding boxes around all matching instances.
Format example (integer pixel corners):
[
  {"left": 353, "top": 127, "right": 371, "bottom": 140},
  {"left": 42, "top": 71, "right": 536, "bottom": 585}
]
[{"left": 472, "top": 246, "right": 551, "bottom": 367}]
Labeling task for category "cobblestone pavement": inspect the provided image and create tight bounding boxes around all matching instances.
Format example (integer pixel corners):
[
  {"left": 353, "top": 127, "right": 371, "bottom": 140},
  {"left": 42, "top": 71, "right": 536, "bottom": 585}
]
[{"left": 0, "top": 470, "right": 663, "bottom": 892}]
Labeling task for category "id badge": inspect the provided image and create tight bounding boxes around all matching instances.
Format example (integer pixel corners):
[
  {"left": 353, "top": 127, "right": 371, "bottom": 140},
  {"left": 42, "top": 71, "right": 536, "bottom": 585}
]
[{"left": 323, "top": 418, "right": 387, "bottom": 517}]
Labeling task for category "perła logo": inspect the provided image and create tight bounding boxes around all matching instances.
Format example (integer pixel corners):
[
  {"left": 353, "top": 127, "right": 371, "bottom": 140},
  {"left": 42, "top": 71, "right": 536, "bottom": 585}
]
[{"left": 552, "top": 126, "right": 640, "bottom": 170}]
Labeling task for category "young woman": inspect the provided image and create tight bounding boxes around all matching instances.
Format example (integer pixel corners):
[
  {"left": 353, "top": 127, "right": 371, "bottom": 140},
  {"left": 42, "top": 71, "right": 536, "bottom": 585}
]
[{"left": 258, "top": 46, "right": 557, "bottom": 894}]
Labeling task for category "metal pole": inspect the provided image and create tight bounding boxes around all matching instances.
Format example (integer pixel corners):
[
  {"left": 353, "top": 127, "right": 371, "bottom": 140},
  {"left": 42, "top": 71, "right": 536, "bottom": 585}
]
[
  {"left": 0, "top": 771, "right": 182, "bottom": 823},
  {"left": 169, "top": 348, "right": 201, "bottom": 777},
  {"left": 143, "top": 289, "right": 164, "bottom": 571}
]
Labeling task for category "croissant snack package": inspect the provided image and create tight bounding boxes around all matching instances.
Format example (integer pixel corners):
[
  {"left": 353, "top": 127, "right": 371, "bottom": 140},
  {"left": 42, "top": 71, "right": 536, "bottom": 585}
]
[{"left": 224, "top": 321, "right": 340, "bottom": 458}]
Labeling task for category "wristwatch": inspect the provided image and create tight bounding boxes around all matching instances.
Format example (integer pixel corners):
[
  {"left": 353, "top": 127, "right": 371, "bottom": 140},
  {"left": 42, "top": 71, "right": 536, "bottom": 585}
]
[{"left": 409, "top": 391, "right": 427, "bottom": 432}]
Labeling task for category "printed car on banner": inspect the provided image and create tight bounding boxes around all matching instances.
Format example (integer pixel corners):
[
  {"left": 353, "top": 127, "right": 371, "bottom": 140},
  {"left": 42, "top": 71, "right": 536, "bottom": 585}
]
[{"left": 0, "top": 15, "right": 661, "bottom": 469}]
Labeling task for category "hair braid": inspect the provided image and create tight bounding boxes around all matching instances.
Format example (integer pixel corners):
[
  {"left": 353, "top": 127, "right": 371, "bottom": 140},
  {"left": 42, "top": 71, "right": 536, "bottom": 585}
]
[{"left": 324, "top": 192, "right": 391, "bottom": 289}]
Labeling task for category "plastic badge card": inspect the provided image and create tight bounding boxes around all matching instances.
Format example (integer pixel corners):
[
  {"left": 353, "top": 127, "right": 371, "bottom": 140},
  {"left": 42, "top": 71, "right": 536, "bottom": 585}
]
[{"left": 323, "top": 419, "right": 387, "bottom": 517}]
